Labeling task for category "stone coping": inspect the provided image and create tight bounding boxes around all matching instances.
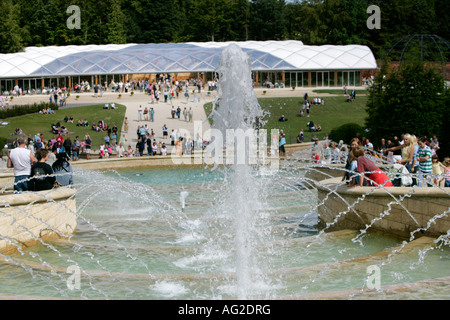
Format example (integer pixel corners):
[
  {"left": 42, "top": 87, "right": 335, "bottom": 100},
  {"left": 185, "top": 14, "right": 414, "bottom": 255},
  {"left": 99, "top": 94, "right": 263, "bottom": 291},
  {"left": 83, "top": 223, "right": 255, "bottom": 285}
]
[
  {"left": 316, "top": 177, "right": 449, "bottom": 198},
  {"left": 0, "top": 187, "right": 77, "bottom": 206},
  {"left": 0, "top": 142, "right": 312, "bottom": 172}
]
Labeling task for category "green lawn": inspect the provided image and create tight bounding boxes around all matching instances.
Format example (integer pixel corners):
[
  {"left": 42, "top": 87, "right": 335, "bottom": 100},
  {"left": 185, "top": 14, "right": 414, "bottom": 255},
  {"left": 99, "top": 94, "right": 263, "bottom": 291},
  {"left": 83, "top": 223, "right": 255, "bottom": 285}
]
[
  {"left": 0, "top": 104, "right": 126, "bottom": 149},
  {"left": 205, "top": 95, "right": 368, "bottom": 144}
]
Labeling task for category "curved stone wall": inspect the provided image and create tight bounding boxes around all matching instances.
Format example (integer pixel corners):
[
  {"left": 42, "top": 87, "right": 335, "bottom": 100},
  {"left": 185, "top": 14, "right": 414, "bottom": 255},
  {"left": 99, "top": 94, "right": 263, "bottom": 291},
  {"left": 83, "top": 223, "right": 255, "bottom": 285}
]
[
  {"left": 316, "top": 177, "right": 449, "bottom": 239},
  {"left": 0, "top": 187, "right": 77, "bottom": 255}
]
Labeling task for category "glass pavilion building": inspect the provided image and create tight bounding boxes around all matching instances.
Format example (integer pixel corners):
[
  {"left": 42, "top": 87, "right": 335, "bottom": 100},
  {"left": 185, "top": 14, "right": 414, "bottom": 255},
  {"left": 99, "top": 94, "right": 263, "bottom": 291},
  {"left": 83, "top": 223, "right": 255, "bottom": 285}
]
[{"left": 0, "top": 40, "right": 377, "bottom": 94}]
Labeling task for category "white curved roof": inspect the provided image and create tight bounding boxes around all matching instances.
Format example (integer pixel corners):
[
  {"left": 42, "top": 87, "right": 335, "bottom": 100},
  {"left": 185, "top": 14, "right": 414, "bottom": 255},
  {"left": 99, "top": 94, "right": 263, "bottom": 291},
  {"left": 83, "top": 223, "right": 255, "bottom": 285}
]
[{"left": 0, "top": 41, "right": 377, "bottom": 79}]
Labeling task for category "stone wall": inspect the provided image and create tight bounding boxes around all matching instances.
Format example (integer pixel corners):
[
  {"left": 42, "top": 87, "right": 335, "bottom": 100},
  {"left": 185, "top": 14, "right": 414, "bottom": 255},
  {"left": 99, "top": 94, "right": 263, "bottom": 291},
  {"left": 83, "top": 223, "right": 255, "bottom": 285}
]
[
  {"left": 316, "top": 177, "right": 449, "bottom": 239},
  {"left": 0, "top": 187, "right": 77, "bottom": 255}
]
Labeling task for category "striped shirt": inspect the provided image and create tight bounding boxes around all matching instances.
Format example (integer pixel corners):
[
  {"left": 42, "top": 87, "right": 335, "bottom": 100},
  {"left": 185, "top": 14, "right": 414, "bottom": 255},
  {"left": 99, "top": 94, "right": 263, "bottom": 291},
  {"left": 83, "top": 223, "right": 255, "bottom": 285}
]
[{"left": 418, "top": 146, "right": 432, "bottom": 173}]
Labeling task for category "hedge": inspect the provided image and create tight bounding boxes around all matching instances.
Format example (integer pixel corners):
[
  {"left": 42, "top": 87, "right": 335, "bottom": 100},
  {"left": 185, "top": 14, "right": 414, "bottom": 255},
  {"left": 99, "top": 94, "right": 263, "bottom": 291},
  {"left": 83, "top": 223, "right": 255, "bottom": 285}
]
[{"left": 0, "top": 102, "right": 58, "bottom": 119}]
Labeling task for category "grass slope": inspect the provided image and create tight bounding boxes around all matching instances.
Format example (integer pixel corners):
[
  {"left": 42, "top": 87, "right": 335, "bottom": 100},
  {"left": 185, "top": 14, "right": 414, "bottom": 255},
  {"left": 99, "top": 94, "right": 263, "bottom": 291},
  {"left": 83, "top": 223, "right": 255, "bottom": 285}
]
[
  {"left": 205, "top": 95, "right": 368, "bottom": 144},
  {"left": 0, "top": 104, "right": 126, "bottom": 149}
]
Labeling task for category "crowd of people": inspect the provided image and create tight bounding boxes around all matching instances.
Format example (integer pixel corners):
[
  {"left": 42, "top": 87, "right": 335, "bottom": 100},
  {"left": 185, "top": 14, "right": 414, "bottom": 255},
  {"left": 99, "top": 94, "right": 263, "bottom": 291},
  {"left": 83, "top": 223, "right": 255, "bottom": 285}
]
[
  {"left": 88, "top": 74, "right": 216, "bottom": 103},
  {"left": 6, "top": 127, "right": 449, "bottom": 193},
  {"left": 299, "top": 92, "right": 325, "bottom": 118},
  {"left": 7, "top": 134, "right": 74, "bottom": 193},
  {"left": 304, "top": 131, "right": 449, "bottom": 188},
  {"left": 339, "top": 134, "right": 449, "bottom": 188}
]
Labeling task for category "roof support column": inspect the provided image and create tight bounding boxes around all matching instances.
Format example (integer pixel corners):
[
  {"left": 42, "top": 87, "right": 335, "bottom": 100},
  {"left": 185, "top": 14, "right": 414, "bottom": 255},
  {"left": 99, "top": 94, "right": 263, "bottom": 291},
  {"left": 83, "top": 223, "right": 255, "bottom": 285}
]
[
  {"left": 255, "top": 72, "right": 259, "bottom": 88},
  {"left": 308, "top": 72, "right": 311, "bottom": 87},
  {"left": 41, "top": 78, "right": 44, "bottom": 91},
  {"left": 282, "top": 72, "right": 285, "bottom": 87},
  {"left": 334, "top": 72, "right": 337, "bottom": 87}
]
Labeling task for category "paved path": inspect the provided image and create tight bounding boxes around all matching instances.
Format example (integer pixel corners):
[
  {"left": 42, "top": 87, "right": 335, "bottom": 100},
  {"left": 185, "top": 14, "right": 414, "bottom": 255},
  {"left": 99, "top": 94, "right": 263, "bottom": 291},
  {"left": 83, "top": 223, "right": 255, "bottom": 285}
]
[
  {"left": 7, "top": 87, "right": 218, "bottom": 147},
  {"left": 5, "top": 86, "right": 364, "bottom": 148}
]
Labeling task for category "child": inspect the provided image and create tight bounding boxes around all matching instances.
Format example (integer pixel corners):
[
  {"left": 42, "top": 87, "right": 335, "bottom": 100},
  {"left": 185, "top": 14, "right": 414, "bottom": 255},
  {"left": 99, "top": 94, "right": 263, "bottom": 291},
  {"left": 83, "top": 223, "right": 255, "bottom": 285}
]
[
  {"left": 439, "top": 157, "right": 450, "bottom": 188},
  {"left": 99, "top": 143, "right": 106, "bottom": 158},
  {"left": 312, "top": 151, "right": 320, "bottom": 164},
  {"left": 347, "top": 149, "right": 360, "bottom": 187},
  {"left": 431, "top": 155, "right": 443, "bottom": 186},
  {"left": 161, "top": 144, "right": 167, "bottom": 156}
]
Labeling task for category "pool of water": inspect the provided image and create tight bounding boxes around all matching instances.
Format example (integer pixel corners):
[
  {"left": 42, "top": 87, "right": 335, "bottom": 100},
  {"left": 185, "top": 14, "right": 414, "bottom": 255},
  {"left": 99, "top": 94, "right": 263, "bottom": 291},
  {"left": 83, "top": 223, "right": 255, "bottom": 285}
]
[{"left": 1, "top": 166, "right": 449, "bottom": 299}]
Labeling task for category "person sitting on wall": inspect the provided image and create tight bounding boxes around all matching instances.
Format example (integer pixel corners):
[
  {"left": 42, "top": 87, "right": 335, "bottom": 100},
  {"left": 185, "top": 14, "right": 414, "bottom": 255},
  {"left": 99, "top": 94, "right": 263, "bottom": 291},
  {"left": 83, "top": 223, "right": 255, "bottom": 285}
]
[
  {"left": 52, "top": 152, "right": 73, "bottom": 186},
  {"left": 29, "top": 148, "right": 56, "bottom": 191}
]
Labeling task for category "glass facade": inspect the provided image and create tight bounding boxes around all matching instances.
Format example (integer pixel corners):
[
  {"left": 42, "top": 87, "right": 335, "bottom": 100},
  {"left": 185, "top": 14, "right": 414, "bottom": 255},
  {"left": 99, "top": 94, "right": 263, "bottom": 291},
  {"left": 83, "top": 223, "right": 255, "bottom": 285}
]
[
  {"left": 1, "top": 42, "right": 372, "bottom": 93},
  {"left": 255, "top": 70, "right": 362, "bottom": 88}
]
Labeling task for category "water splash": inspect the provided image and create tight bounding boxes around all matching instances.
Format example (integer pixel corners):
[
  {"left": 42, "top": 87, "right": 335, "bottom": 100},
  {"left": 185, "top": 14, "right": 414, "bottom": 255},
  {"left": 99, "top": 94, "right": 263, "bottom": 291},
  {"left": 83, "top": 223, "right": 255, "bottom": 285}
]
[{"left": 207, "top": 44, "right": 274, "bottom": 299}]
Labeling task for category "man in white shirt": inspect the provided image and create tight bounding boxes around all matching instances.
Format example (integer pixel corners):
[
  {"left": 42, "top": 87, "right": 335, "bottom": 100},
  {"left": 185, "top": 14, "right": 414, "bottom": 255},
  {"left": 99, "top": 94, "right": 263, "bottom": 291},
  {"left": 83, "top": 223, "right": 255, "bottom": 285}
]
[
  {"left": 116, "top": 142, "right": 125, "bottom": 157},
  {"left": 7, "top": 134, "right": 36, "bottom": 192}
]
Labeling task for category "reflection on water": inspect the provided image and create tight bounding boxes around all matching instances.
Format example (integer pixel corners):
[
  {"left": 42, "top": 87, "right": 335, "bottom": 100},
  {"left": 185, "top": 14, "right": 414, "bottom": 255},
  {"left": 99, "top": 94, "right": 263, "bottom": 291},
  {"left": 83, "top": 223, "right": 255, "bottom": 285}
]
[{"left": 0, "top": 165, "right": 448, "bottom": 299}]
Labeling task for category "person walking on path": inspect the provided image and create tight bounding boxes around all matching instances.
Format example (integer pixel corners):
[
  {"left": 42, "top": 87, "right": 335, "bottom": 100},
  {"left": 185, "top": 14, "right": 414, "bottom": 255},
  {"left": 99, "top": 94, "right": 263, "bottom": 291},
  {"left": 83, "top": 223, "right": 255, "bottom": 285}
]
[
  {"left": 123, "top": 117, "right": 129, "bottom": 133},
  {"left": 137, "top": 105, "right": 143, "bottom": 122},
  {"left": 188, "top": 107, "right": 193, "bottom": 122},
  {"left": 7, "top": 134, "right": 36, "bottom": 192}
]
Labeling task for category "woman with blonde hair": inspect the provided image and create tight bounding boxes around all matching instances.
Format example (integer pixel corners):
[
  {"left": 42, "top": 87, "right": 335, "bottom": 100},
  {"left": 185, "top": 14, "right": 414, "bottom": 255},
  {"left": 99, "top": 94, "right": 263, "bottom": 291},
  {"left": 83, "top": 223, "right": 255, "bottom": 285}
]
[{"left": 385, "top": 133, "right": 415, "bottom": 172}]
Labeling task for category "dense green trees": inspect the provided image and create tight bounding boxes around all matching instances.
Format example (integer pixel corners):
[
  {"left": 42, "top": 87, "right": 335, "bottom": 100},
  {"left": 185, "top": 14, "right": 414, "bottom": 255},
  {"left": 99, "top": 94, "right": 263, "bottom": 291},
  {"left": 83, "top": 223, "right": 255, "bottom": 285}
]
[
  {"left": 0, "top": 0, "right": 23, "bottom": 53},
  {"left": 2, "top": 0, "right": 448, "bottom": 58},
  {"left": 365, "top": 60, "right": 449, "bottom": 157}
]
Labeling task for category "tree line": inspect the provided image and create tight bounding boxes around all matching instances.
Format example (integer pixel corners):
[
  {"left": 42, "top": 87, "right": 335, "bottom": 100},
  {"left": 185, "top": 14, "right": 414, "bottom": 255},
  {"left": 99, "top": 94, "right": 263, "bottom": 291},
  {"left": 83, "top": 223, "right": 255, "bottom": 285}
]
[{"left": 1, "top": 0, "right": 448, "bottom": 58}]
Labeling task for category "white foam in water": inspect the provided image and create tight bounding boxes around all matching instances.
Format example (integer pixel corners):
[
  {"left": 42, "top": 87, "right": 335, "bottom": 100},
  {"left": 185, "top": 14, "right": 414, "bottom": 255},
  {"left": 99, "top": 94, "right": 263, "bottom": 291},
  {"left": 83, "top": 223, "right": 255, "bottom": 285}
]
[
  {"left": 151, "top": 280, "right": 188, "bottom": 298},
  {"left": 170, "top": 233, "right": 206, "bottom": 245},
  {"left": 173, "top": 247, "right": 232, "bottom": 271}
]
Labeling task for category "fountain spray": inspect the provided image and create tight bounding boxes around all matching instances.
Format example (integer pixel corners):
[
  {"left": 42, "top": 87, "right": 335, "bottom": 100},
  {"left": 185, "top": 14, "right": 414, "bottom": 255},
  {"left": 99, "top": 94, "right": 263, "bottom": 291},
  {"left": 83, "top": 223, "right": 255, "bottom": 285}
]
[{"left": 211, "top": 44, "right": 271, "bottom": 299}]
